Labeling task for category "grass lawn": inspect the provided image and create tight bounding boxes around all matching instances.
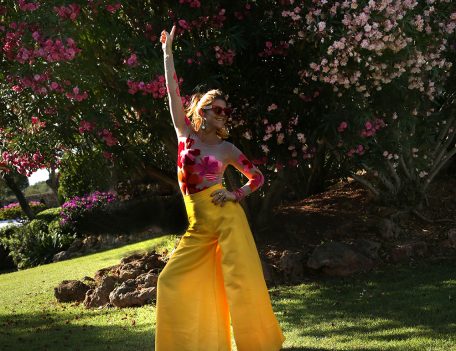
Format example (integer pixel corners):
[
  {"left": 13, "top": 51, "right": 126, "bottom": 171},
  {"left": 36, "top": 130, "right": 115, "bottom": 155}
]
[{"left": 0, "top": 235, "right": 455, "bottom": 351}]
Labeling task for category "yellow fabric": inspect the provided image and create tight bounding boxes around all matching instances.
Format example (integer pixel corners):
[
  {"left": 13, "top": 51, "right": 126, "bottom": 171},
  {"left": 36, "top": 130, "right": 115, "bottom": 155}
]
[{"left": 155, "top": 183, "right": 286, "bottom": 351}]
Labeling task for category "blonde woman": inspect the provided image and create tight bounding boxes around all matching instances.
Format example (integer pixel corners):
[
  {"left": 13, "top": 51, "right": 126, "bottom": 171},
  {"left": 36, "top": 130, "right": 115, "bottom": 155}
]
[{"left": 155, "top": 25, "right": 286, "bottom": 351}]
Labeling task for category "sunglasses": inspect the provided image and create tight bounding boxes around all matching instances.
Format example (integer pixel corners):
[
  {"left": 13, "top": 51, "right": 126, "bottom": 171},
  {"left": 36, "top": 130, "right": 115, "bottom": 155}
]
[{"left": 202, "top": 105, "right": 232, "bottom": 117}]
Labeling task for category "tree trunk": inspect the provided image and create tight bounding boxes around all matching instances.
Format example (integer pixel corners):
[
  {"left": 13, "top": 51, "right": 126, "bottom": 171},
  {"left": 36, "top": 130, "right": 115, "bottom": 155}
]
[
  {"left": 1, "top": 172, "right": 35, "bottom": 220},
  {"left": 46, "top": 166, "right": 61, "bottom": 205}
]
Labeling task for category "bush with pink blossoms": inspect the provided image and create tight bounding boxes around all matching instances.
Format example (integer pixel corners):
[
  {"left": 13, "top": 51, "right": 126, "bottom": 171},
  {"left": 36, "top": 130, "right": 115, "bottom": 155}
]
[
  {"left": 0, "top": 201, "right": 47, "bottom": 220},
  {"left": 59, "top": 191, "right": 118, "bottom": 230},
  {"left": 1, "top": 0, "right": 455, "bottom": 218}
]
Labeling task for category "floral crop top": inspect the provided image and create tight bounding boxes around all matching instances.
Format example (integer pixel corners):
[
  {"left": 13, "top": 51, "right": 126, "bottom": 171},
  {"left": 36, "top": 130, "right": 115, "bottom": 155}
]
[{"left": 177, "top": 116, "right": 264, "bottom": 201}]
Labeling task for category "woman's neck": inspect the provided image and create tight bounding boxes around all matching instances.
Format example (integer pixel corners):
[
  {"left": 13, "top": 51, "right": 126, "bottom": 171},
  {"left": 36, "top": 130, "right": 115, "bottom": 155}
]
[{"left": 196, "top": 129, "right": 221, "bottom": 144}]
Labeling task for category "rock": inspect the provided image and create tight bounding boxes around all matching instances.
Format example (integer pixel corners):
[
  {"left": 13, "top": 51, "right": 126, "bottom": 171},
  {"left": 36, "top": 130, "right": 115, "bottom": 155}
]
[
  {"left": 56, "top": 251, "right": 166, "bottom": 308},
  {"left": 84, "top": 275, "right": 118, "bottom": 308},
  {"left": 94, "top": 265, "right": 119, "bottom": 283},
  {"left": 109, "top": 279, "right": 156, "bottom": 308},
  {"left": 120, "top": 253, "right": 144, "bottom": 265},
  {"left": 378, "top": 218, "right": 400, "bottom": 239},
  {"left": 54, "top": 280, "right": 91, "bottom": 302},
  {"left": 135, "top": 272, "right": 158, "bottom": 289},
  {"left": 67, "top": 238, "right": 83, "bottom": 253},
  {"left": 440, "top": 239, "right": 455, "bottom": 249},
  {"left": 142, "top": 252, "right": 167, "bottom": 271},
  {"left": 83, "top": 235, "right": 99, "bottom": 248},
  {"left": 278, "top": 250, "right": 306, "bottom": 283},
  {"left": 52, "top": 250, "right": 72, "bottom": 262},
  {"left": 307, "top": 241, "right": 374, "bottom": 277},
  {"left": 261, "top": 258, "right": 272, "bottom": 282},
  {"left": 447, "top": 228, "right": 456, "bottom": 247},
  {"left": 116, "top": 262, "right": 145, "bottom": 281},
  {"left": 389, "top": 241, "right": 428, "bottom": 263},
  {"left": 351, "top": 239, "right": 381, "bottom": 260}
]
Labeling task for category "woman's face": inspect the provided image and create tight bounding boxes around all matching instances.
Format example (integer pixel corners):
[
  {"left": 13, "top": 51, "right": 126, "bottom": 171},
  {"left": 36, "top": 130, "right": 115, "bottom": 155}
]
[{"left": 202, "top": 99, "right": 228, "bottom": 131}]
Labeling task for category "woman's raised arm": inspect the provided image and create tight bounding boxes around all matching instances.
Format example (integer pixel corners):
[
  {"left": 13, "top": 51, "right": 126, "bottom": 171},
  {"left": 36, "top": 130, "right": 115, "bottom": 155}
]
[{"left": 161, "top": 25, "right": 191, "bottom": 137}]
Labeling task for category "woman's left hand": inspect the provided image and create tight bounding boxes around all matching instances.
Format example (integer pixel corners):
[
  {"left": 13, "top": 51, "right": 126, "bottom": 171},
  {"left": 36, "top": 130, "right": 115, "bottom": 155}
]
[{"left": 210, "top": 188, "right": 236, "bottom": 207}]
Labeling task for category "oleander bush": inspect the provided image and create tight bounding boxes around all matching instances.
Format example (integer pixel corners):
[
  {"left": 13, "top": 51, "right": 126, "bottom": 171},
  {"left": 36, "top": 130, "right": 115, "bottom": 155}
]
[
  {"left": 0, "top": 219, "right": 76, "bottom": 270},
  {"left": 0, "top": 201, "right": 47, "bottom": 220}
]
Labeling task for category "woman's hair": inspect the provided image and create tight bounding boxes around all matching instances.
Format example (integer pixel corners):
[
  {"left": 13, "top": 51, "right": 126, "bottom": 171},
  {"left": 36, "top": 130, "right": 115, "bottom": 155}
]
[{"left": 184, "top": 88, "right": 229, "bottom": 139}]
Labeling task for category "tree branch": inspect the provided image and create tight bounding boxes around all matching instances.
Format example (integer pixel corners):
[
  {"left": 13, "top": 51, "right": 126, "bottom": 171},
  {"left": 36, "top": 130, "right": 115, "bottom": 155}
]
[{"left": 349, "top": 172, "right": 380, "bottom": 197}]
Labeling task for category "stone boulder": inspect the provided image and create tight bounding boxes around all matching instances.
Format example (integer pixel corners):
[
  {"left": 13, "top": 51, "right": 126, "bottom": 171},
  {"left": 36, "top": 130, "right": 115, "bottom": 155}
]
[
  {"left": 53, "top": 250, "right": 72, "bottom": 262},
  {"left": 278, "top": 250, "right": 306, "bottom": 283},
  {"left": 109, "top": 278, "right": 156, "bottom": 308},
  {"left": 54, "top": 280, "right": 91, "bottom": 302},
  {"left": 389, "top": 241, "right": 428, "bottom": 262},
  {"left": 351, "top": 239, "right": 382, "bottom": 260},
  {"left": 446, "top": 228, "right": 456, "bottom": 248},
  {"left": 55, "top": 250, "right": 166, "bottom": 308},
  {"left": 84, "top": 275, "right": 118, "bottom": 308},
  {"left": 378, "top": 218, "right": 400, "bottom": 239},
  {"left": 307, "top": 241, "right": 374, "bottom": 277}
]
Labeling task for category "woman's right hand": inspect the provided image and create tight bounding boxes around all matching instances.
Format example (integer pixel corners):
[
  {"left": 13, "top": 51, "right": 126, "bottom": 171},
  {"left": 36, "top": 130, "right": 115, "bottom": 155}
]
[{"left": 160, "top": 25, "right": 176, "bottom": 54}]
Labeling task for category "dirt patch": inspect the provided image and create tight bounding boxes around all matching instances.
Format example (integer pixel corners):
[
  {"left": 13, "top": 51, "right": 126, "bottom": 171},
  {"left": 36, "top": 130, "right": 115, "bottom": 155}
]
[{"left": 258, "top": 175, "right": 456, "bottom": 266}]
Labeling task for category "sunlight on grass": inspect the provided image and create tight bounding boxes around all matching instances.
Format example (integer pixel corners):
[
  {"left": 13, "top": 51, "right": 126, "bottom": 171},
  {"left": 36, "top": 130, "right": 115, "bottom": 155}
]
[{"left": 0, "top": 236, "right": 455, "bottom": 351}]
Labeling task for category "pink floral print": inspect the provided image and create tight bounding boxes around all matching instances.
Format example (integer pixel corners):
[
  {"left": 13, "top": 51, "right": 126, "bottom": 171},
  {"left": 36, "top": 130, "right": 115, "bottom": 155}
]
[{"left": 176, "top": 129, "right": 264, "bottom": 198}]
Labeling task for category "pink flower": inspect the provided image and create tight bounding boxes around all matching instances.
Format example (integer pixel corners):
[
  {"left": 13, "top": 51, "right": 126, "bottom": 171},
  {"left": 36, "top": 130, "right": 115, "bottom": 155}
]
[
  {"left": 126, "top": 53, "right": 138, "bottom": 66},
  {"left": 267, "top": 103, "right": 278, "bottom": 112},
  {"left": 106, "top": 3, "right": 121, "bottom": 14},
  {"left": 78, "top": 120, "right": 95, "bottom": 134},
  {"left": 194, "top": 156, "right": 222, "bottom": 180},
  {"left": 102, "top": 151, "right": 113, "bottom": 160},
  {"left": 99, "top": 129, "right": 118, "bottom": 146},
  {"left": 337, "top": 121, "right": 348, "bottom": 132},
  {"left": 318, "top": 21, "right": 326, "bottom": 31},
  {"left": 178, "top": 19, "right": 190, "bottom": 30}
]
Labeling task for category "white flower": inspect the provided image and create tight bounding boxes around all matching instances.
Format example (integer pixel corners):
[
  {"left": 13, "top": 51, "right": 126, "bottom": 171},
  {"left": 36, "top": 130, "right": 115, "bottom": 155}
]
[
  {"left": 297, "top": 133, "right": 306, "bottom": 143},
  {"left": 317, "top": 21, "right": 326, "bottom": 31},
  {"left": 242, "top": 130, "right": 252, "bottom": 140},
  {"left": 267, "top": 103, "right": 278, "bottom": 112}
]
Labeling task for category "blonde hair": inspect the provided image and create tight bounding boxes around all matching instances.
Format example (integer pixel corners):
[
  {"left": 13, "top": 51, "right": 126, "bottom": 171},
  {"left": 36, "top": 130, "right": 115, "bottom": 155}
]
[{"left": 185, "top": 89, "right": 230, "bottom": 139}]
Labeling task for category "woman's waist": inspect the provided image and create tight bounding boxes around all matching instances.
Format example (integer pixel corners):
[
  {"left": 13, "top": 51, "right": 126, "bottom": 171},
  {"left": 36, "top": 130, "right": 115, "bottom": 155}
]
[{"left": 183, "top": 183, "right": 225, "bottom": 203}]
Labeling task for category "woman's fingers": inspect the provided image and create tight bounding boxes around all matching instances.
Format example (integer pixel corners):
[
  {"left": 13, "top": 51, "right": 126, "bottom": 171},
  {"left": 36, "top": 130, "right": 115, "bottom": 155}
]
[
  {"left": 160, "top": 30, "right": 167, "bottom": 44},
  {"left": 160, "top": 25, "right": 175, "bottom": 46}
]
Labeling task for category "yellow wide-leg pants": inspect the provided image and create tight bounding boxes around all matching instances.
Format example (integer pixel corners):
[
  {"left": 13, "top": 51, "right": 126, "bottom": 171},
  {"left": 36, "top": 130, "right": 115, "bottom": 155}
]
[{"left": 155, "top": 183, "right": 286, "bottom": 351}]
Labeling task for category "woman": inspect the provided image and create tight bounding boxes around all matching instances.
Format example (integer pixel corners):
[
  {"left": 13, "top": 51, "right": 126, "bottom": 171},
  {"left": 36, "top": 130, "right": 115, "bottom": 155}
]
[{"left": 155, "top": 25, "right": 286, "bottom": 351}]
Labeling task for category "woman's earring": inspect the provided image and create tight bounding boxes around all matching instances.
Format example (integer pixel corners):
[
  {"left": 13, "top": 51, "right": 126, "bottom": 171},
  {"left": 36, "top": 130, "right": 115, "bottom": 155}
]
[{"left": 201, "top": 118, "right": 207, "bottom": 130}]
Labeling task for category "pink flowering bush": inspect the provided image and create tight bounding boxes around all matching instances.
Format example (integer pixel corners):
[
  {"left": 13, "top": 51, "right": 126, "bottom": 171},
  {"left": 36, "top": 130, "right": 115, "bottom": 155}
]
[
  {"left": 59, "top": 191, "right": 117, "bottom": 230},
  {"left": 0, "top": 201, "right": 46, "bottom": 220},
  {"left": 0, "top": 0, "right": 455, "bottom": 215}
]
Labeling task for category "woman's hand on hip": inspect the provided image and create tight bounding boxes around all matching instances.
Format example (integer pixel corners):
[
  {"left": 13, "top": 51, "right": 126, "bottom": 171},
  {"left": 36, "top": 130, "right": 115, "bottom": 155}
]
[
  {"left": 210, "top": 188, "right": 236, "bottom": 207},
  {"left": 160, "top": 25, "right": 176, "bottom": 54}
]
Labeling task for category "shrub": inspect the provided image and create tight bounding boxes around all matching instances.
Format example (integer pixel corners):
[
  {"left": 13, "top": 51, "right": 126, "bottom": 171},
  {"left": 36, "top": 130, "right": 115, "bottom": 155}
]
[
  {"left": 0, "top": 201, "right": 47, "bottom": 220},
  {"left": 35, "top": 207, "right": 62, "bottom": 223},
  {"left": 59, "top": 191, "right": 118, "bottom": 234},
  {"left": 0, "top": 219, "right": 77, "bottom": 270},
  {"left": 57, "top": 150, "right": 112, "bottom": 201}
]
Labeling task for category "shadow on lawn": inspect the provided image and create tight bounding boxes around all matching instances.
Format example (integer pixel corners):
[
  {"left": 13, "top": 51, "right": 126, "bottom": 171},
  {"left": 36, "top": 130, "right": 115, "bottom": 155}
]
[
  {"left": 0, "top": 309, "right": 155, "bottom": 351},
  {"left": 272, "top": 260, "right": 456, "bottom": 349}
]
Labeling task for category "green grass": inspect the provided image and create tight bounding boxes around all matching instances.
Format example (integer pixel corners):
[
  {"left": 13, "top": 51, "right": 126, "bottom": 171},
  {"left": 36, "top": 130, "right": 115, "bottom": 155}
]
[{"left": 0, "top": 236, "right": 455, "bottom": 351}]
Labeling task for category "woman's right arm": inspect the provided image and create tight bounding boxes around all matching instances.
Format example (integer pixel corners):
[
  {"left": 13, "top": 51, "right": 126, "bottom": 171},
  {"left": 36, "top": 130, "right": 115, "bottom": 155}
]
[{"left": 161, "top": 26, "right": 191, "bottom": 137}]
